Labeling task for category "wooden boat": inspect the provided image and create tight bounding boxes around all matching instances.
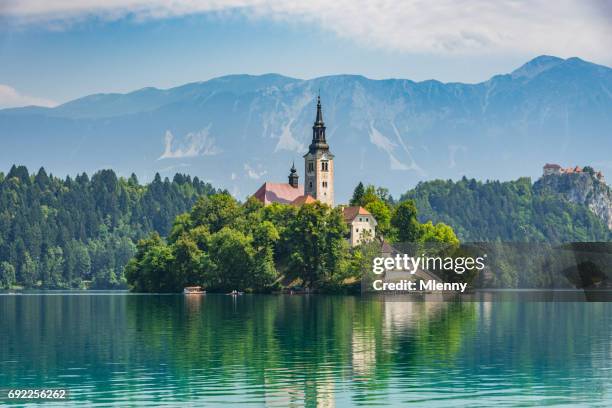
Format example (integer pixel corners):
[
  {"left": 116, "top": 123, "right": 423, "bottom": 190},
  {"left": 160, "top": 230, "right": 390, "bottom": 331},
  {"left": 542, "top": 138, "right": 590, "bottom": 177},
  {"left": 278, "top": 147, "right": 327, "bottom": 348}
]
[{"left": 183, "top": 286, "right": 206, "bottom": 295}]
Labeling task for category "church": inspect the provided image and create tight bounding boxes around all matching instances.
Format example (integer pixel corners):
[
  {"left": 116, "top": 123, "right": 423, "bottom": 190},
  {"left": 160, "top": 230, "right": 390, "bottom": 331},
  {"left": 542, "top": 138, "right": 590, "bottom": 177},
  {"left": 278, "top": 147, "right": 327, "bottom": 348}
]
[
  {"left": 252, "top": 95, "right": 377, "bottom": 246},
  {"left": 253, "top": 95, "right": 335, "bottom": 206}
]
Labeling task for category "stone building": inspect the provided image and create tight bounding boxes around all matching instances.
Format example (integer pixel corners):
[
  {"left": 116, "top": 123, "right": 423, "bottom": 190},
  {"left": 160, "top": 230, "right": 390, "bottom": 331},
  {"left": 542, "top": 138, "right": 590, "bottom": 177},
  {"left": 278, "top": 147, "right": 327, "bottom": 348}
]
[
  {"left": 253, "top": 96, "right": 334, "bottom": 207},
  {"left": 543, "top": 163, "right": 605, "bottom": 183},
  {"left": 342, "top": 206, "right": 377, "bottom": 246},
  {"left": 543, "top": 163, "right": 562, "bottom": 176},
  {"left": 252, "top": 162, "right": 309, "bottom": 205},
  {"left": 252, "top": 96, "right": 377, "bottom": 246},
  {"left": 303, "top": 96, "right": 335, "bottom": 207}
]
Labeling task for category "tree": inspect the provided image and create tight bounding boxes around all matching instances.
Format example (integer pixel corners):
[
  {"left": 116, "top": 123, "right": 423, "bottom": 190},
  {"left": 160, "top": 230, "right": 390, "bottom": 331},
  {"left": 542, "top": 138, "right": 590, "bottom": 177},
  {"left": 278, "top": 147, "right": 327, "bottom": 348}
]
[
  {"left": 376, "top": 187, "right": 393, "bottom": 204},
  {"left": 125, "top": 233, "right": 171, "bottom": 292},
  {"left": 207, "top": 228, "right": 255, "bottom": 291},
  {"left": 349, "top": 182, "right": 365, "bottom": 206},
  {"left": 364, "top": 200, "right": 392, "bottom": 237},
  {"left": 20, "top": 252, "right": 37, "bottom": 288},
  {"left": 419, "top": 221, "right": 460, "bottom": 246},
  {"left": 287, "top": 203, "right": 348, "bottom": 288},
  {"left": 391, "top": 200, "right": 421, "bottom": 242},
  {"left": 361, "top": 185, "right": 379, "bottom": 207},
  {"left": 42, "top": 246, "right": 65, "bottom": 288},
  {"left": 190, "top": 194, "right": 242, "bottom": 233},
  {"left": 252, "top": 221, "right": 280, "bottom": 290},
  {"left": 172, "top": 234, "right": 207, "bottom": 289},
  {"left": 0, "top": 261, "right": 16, "bottom": 289}
]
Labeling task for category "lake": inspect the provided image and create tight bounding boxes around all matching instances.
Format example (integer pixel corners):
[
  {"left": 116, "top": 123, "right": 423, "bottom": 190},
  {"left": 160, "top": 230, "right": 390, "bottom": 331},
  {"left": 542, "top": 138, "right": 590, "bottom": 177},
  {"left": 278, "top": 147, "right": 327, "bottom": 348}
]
[{"left": 1, "top": 293, "right": 611, "bottom": 407}]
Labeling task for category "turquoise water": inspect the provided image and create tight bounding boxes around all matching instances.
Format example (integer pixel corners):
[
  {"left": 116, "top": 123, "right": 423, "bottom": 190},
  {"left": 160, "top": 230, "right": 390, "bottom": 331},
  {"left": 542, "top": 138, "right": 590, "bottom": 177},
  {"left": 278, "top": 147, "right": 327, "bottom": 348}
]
[{"left": 1, "top": 293, "right": 611, "bottom": 407}]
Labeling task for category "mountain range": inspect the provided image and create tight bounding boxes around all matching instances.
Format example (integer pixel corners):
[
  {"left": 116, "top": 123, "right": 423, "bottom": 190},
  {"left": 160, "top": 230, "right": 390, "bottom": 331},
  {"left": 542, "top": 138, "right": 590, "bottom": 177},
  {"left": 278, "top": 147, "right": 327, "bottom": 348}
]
[{"left": 1, "top": 55, "right": 611, "bottom": 201}]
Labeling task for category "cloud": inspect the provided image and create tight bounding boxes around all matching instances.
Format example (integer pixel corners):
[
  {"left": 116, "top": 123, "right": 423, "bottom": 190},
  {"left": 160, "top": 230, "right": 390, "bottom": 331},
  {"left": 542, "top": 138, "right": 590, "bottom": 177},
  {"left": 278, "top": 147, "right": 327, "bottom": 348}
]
[
  {"left": 159, "top": 127, "right": 222, "bottom": 160},
  {"left": 244, "top": 163, "right": 267, "bottom": 180},
  {"left": 0, "top": 84, "right": 57, "bottom": 109},
  {"left": 2, "top": 1, "right": 611, "bottom": 61}
]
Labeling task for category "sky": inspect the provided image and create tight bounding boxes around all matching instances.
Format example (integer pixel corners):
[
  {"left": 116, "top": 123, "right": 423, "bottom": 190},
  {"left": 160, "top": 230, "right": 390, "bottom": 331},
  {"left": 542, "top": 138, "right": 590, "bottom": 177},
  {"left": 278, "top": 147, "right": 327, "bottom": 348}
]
[{"left": 0, "top": 0, "right": 611, "bottom": 108}]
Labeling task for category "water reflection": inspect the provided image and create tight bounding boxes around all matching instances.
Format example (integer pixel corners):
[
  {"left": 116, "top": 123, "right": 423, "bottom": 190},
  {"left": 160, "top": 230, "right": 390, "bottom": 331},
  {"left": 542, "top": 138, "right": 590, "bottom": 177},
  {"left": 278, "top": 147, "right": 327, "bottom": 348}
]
[{"left": 0, "top": 294, "right": 611, "bottom": 406}]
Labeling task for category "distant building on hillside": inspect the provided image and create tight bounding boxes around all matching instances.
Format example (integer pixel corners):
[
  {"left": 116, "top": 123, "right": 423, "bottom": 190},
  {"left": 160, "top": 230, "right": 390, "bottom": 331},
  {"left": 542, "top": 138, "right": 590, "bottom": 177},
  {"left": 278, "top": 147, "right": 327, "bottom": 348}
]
[
  {"left": 543, "top": 163, "right": 605, "bottom": 183},
  {"left": 543, "top": 163, "right": 563, "bottom": 176}
]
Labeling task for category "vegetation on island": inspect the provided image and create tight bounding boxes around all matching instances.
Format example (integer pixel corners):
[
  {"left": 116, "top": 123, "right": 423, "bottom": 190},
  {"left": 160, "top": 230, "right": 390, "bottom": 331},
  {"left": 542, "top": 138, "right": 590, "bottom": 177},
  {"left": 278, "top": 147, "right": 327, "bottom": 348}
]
[{"left": 125, "top": 184, "right": 460, "bottom": 293}]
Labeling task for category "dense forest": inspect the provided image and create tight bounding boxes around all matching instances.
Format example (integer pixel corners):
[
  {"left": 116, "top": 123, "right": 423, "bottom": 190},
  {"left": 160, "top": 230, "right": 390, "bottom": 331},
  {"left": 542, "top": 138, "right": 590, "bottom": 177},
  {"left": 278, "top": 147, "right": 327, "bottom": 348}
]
[
  {"left": 2, "top": 164, "right": 610, "bottom": 291},
  {"left": 0, "top": 165, "right": 221, "bottom": 289},
  {"left": 402, "top": 177, "right": 611, "bottom": 242}
]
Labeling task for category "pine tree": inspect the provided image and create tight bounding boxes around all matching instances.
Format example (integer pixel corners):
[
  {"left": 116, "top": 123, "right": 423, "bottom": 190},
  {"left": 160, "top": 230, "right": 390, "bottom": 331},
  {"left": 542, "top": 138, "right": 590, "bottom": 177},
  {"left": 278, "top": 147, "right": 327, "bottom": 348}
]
[{"left": 350, "top": 182, "right": 365, "bottom": 206}]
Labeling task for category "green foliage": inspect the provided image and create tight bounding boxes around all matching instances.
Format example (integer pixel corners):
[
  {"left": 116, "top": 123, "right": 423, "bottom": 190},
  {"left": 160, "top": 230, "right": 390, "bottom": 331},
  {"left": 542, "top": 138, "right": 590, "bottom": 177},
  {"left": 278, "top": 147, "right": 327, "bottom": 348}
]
[
  {"left": 391, "top": 200, "right": 421, "bottom": 242},
  {"left": 582, "top": 166, "right": 595, "bottom": 176},
  {"left": 349, "top": 182, "right": 365, "bottom": 206},
  {"left": 402, "top": 177, "right": 611, "bottom": 242},
  {"left": 364, "top": 200, "right": 391, "bottom": 236},
  {"left": 0, "top": 165, "right": 221, "bottom": 289},
  {"left": 285, "top": 202, "right": 349, "bottom": 288},
  {"left": 191, "top": 194, "right": 242, "bottom": 233},
  {"left": 20, "top": 253, "right": 37, "bottom": 288},
  {"left": 126, "top": 195, "right": 357, "bottom": 292},
  {"left": 419, "top": 221, "right": 460, "bottom": 246},
  {"left": 350, "top": 183, "right": 396, "bottom": 239},
  {"left": 207, "top": 228, "right": 258, "bottom": 291},
  {"left": 0, "top": 261, "right": 16, "bottom": 289}
]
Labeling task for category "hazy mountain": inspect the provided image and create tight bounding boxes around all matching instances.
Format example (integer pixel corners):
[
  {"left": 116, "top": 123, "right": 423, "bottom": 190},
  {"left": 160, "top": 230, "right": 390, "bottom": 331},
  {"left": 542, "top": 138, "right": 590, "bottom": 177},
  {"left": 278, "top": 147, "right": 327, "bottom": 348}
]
[{"left": 1, "top": 56, "right": 611, "bottom": 201}]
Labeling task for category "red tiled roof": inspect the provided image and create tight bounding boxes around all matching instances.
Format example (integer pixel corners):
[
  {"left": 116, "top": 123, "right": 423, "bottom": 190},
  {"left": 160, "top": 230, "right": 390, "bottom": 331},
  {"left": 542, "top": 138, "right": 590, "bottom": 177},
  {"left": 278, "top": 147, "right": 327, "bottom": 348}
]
[
  {"left": 544, "top": 163, "right": 561, "bottom": 169},
  {"left": 291, "top": 194, "right": 317, "bottom": 206},
  {"left": 253, "top": 182, "right": 304, "bottom": 205},
  {"left": 342, "top": 206, "right": 372, "bottom": 222}
]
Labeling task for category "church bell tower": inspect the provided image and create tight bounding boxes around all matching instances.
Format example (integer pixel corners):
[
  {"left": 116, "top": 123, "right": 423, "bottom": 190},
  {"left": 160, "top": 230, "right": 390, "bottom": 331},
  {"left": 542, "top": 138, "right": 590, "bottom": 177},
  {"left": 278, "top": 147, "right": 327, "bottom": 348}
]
[{"left": 303, "top": 95, "right": 334, "bottom": 207}]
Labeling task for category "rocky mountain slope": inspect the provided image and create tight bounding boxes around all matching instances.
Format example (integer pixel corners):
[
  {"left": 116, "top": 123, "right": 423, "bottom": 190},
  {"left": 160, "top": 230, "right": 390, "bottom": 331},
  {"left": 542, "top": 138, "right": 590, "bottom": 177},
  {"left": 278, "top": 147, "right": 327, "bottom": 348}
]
[
  {"left": 1, "top": 55, "right": 611, "bottom": 201},
  {"left": 534, "top": 172, "right": 612, "bottom": 230}
]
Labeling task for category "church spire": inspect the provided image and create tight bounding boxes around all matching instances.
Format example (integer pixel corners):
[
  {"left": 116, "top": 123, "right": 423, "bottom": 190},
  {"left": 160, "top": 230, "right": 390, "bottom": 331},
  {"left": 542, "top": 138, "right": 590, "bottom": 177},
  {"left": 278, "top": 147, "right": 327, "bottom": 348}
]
[
  {"left": 288, "top": 161, "right": 299, "bottom": 188},
  {"left": 303, "top": 92, "right": 334, "bottom": 207},
  {"left": 309, "top": 94, "right": 329, "bottom": 153},
  {"left": 315, "top": 95, "right": 324, "bottom": 125}
]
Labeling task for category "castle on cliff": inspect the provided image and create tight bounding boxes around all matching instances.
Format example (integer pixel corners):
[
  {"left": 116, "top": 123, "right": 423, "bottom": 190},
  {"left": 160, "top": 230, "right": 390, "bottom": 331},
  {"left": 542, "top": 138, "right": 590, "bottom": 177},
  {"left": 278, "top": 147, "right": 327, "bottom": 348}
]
[{"left": 543, "top": 163, "right": 605, "bottom": 183}]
